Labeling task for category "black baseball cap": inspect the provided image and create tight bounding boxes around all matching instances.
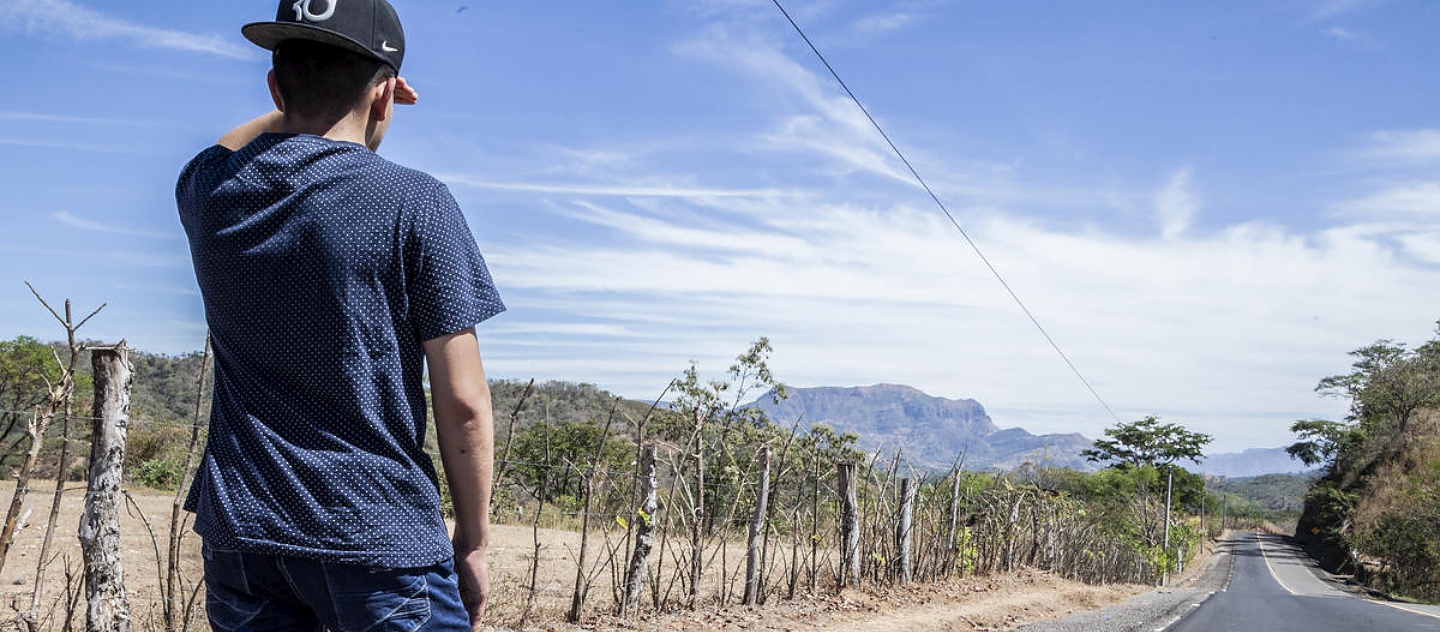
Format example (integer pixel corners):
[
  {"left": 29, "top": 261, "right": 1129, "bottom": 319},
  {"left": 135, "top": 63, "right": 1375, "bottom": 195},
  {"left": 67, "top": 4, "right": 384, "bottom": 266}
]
[{"left": 243, "top": 0, "right": 406, "bottom": 71}]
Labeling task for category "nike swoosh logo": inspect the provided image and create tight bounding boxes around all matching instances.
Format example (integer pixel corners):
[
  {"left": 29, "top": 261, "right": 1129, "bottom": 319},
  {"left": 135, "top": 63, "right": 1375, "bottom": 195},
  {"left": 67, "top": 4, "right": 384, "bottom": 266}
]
[{"left": 381, "top": 41, "right": 399, "bottom": 53}]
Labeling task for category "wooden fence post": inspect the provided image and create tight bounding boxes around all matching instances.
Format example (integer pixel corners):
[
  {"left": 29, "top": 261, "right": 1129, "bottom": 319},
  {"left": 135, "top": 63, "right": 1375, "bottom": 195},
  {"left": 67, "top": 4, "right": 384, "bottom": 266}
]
[
  {"left": 896, "top": 478, "right": 914, "bottom": 585},
  {"left": 837, "top": 462, "right": 859, "bottom": 589},
  {"left": 743, "top": 447, "right": 771, "bottom": 605},
  {"left": 946, "top": 470, "right": 962, "bottom": 576},
  {"left": 81, "top": 343, "right": 132, "bottom": 632},
  {"left": 621, "top": 444, "right": 657, "bottom": 615}
]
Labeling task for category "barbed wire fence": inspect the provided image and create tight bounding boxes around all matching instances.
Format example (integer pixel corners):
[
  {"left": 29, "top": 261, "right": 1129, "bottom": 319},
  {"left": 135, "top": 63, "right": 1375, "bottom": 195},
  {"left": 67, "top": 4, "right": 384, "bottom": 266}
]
[{"left": 0, "top": 355, "right": 1196, "bottom": 631}]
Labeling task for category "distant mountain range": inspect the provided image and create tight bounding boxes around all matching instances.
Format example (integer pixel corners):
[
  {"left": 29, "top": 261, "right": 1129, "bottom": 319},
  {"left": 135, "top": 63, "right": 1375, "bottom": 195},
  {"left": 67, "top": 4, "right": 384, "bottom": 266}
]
[
  {"left": 745, "top": 384, "right": 1315, "bottom": 477},
  {"left": 745, "top": 384, "right": 1093, "bottom": 472},
  {"left": 1195, "top": 448, "right": 1316, "bottom": 478}
]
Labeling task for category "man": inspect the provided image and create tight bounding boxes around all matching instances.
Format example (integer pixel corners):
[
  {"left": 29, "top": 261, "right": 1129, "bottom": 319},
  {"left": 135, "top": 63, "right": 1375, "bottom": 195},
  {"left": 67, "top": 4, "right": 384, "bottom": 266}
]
[{"left": 176, "top": 1, "right": 502, "bottom": 630}]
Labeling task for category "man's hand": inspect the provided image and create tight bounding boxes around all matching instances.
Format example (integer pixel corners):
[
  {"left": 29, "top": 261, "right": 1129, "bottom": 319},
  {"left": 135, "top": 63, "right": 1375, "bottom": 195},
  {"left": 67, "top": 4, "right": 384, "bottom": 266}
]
[
  {"left": 395, "top": 77, "right": 419, "bottom": 105},
  {"left": 455, "top": 545, "right": 489, "bottom": 629}
]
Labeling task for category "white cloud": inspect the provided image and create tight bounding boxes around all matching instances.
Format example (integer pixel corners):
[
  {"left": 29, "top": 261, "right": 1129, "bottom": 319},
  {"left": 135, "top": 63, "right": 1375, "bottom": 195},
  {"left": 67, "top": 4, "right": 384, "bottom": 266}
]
[
  {"left": 0, "top": 0, "right": 254, "bottom": 59},
  {"left": 853, "top": 12, "right": 916, "bottom": 37},
  {"left": 1336, "top": 182, "right": 1440, "bottom": 219},
  {"left": 1154, "top": 168, "right": 1200, "bottom": 239},
  {"left": 440, "top": 174, "right": 792, "bottom": 200},
  {"left": 0, "top": 111, "right": 123, "bottom": 125},
  {"left": 53, "top": 211, "right": 179, "bottom": 239},
  {"left": 1322, "top": 27, "right": 1358, "bottom": 42},
  {"left": 675, "top": 26, "right": 916, "bottom": 185},
  {"left": 1304, "top": 0, "right": 1392, "bottom": 22},
  {"left": 1359, "top": 129, "right": 1440, "bottom": 163},
  {"left": 454, "top": 16, "right": 1438, "bottom": 454},
  {"left": 478, "top": 176, "right": 1432, "bottom": 451}
]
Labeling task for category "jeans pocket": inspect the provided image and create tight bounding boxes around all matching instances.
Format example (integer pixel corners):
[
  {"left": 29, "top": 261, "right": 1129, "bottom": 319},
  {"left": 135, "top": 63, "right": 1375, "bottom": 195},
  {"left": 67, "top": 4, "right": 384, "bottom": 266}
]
[
  {"left": 324, "top": 565, "right": 432, "bottom": 632},
  {"left": 203, "top": 546, "right": 265, "bottom": 632}
]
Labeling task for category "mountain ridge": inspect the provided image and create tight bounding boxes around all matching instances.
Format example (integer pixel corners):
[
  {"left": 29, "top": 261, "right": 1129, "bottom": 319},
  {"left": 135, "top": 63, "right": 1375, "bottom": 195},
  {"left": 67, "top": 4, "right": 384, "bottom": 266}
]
[
  {"left": 746, "top": 384, "right": 1094, "bottom": 472},
  {"left": 746, "top": 384, "right": 1314, "bottom": 476}
]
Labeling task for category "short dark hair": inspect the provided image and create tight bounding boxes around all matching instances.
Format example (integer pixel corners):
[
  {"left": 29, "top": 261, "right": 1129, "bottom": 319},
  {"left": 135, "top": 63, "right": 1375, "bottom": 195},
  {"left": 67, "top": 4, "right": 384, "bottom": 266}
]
[{"left": 272, "top": 40, "right": 396, "bottom": 121}]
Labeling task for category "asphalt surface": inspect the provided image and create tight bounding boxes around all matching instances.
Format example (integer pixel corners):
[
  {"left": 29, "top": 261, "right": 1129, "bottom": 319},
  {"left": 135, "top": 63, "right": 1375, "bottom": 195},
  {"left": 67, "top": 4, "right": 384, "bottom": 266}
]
[{"left": 1019, "top": 532, "right": 1440, "bottom": 632}]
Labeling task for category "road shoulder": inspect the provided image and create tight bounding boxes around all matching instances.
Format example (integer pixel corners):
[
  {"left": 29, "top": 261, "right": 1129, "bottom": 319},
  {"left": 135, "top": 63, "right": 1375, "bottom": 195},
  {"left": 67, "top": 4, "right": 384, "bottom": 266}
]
[{"left": 1014, "top": 537, "right": 1235, "bottom": 632}]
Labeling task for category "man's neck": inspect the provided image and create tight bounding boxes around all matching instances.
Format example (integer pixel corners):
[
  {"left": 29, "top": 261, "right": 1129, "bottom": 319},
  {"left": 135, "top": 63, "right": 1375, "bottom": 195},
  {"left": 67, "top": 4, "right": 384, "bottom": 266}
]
[{"left": 282, "top": 111, "right": 369, "bottom": 147}]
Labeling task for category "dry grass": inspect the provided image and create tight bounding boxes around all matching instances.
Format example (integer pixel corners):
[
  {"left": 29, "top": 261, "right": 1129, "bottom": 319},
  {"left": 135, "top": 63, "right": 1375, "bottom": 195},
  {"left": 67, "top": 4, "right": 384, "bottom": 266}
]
[{"left": 0, "top": 483, "right": 1151, "bottom": 631}]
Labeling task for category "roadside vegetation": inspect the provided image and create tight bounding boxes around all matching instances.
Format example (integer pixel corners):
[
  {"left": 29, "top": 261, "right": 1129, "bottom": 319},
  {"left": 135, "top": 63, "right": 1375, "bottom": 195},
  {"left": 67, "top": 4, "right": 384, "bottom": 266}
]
[
  {"left": 0, "top": 333, "right": 1242, "bottom": 626},
  {"left": 1289, "top": 323, "right": 1440, "bottom": 603}
]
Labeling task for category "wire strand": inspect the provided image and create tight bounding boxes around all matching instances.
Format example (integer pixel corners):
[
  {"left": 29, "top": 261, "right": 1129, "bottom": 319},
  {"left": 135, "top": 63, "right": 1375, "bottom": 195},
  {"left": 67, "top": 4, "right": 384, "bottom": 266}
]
[{"left": 768, "top": 0, "right": 1121, "bottom": 425}]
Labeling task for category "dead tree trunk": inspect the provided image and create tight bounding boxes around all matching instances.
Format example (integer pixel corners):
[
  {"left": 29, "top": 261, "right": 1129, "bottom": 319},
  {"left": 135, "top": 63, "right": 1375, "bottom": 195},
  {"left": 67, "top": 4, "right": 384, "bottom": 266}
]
[
  {"left": 895, "top": 478, "right": 914, "bottom": 585},
  {"left": 490, "top": 377, "right": 535, "bottom": 510},
  {"left": 837, "top": 462, "right": 859, "bottom": 590},
  {"left": 687, "top": 424, "right": 705, "bottom": 608},
  {"left": 80, "top": 344, "right": 132, "bottom": 632},
  {"left": 566, "top": 400, "right": 617, "bottom": 624},
  {"left": 743, "top": 447, "right": 771, "bottom": 605},
  {"left": 621, "top": 444, "right": 657, "bottom": 616},
  {"left": 0, "top": 405, "right": 56, "bottom": 573},
  {"left": 25, "top": 291, "right": 104, "bottom": 629}
]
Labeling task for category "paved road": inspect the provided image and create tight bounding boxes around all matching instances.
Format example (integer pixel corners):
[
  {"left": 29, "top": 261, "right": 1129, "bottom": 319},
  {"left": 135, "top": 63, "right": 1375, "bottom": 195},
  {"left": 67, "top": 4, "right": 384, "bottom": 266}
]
[{"left": 1168, "top": 532, "right": 1440, "bottom": 632}]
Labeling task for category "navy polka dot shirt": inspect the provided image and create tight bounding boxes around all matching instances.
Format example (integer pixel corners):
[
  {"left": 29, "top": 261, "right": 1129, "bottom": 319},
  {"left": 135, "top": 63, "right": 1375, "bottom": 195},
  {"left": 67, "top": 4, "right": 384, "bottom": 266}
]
[{"left": 176, "top": 133, "right": 504, "bottom": 567}]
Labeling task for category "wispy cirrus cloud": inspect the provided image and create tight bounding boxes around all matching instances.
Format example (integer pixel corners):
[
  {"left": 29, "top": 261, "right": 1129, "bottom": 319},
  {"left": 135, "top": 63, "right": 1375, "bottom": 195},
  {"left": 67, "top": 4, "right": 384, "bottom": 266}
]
[
  {"left": 1322, "top": 27, "right": 1359, "bottom": 42},
  {"left": 53, "top": 211, "right": 179, "bottom": 239},
  {"left": 853, "top": 12, "right": 917, "bottom": 37},
  {"left": 1154, "top": 168, "right": 1200, "bottom": 239},
  {"left": 676, "top": 26, "right": 917, "bottom": 185},
  {"left": 440, "top": 174, "right": 795, "bottom": 200},
  {"left": 0, "top": 0, "right": 254, "bottom": 59},
  {"left": 1357, "top": 129, "right": 1440, "bottom": 163},
  {"left": 451, "top": 7, "right": 1440, "bottom": 453},
  {"left": 1302, "top": 0, "right": 1394, "bottom": 22},
  {"left": 0, "top": 111, "right": 129, "bottom": 125}
]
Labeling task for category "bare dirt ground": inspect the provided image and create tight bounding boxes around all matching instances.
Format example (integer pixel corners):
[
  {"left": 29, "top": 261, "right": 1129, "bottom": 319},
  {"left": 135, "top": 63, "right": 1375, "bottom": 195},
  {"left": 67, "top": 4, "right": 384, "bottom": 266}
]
[{"left": 0, "top": 483, "right": 1167, "bottom": 631}]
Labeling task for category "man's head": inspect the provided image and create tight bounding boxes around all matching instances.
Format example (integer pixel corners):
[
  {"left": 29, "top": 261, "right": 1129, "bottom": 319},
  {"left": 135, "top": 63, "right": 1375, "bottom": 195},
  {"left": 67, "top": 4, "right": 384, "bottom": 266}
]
[
  {"left": 244, "top": 0, "right": 407, "bottom": 149},
  {"left": 269, "top": 40, "right": 395, "bottom": 123},
  {"left": 243, "top": 0, "right": 405, "bottom": 72}
]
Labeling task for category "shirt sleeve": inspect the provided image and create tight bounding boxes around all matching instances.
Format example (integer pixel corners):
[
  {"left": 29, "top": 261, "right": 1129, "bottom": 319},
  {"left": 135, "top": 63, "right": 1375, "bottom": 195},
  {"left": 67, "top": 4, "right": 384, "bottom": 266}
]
[
  {"left": 175, "top": 145, "right": 233, "bottom": 208},
  {"left": 406, "top": 183, "right": 505, "bottom": 342}
]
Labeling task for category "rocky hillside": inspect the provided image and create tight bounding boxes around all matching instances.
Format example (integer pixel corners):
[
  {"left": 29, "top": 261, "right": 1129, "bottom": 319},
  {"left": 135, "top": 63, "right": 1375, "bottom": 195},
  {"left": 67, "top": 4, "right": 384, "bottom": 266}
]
[{"left": 746, "top": 384, "right": 1093, "bottom": 472}]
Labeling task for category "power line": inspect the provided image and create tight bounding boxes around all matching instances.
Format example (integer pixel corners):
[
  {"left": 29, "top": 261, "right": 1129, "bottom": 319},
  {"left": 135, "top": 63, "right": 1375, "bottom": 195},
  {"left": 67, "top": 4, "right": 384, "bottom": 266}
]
[{"left": 768, "top": 0, "right": 1122, "bottom": 425}]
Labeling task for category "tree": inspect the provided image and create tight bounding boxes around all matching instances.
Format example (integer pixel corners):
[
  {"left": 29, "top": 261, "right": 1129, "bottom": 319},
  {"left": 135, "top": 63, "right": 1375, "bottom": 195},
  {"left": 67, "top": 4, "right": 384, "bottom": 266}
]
[
  {"left": 508, "top": 418, "right": 631, "bottom": 505},
  {"left": 0, "top": 337, "right": 64, "bottom": 468},
  {"left": 1081, "top": 416, "right": 1212, "bottom": 469},
  {"left": 1285, "top": 419, "right": 1353, "bottom": 468}
]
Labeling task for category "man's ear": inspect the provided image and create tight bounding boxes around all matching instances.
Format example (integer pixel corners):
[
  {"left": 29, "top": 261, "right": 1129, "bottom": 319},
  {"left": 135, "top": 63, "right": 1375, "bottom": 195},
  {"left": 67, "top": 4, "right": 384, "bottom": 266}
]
[
  {"left": 371, "top": 76, "right": 397, "bottom": 122},
  {"left": 267, "top": 70, "right": 285, "bottom": 112}
]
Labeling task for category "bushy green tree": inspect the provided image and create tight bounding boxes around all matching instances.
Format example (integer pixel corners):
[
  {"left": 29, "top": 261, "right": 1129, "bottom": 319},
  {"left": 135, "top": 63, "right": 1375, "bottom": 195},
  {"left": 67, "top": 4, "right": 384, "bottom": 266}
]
[
  {"left": 0, "top": 337, "right": 65, "bottom": 469},
  {"left": 1081, "top": 416, "right": 1212, "bottom": 469},
  {"left": 508, "top": 418, "right": 632, "bottom": 505},
  {"left": 1293, "top": 322, "right": 1440, "bottom": 600}
]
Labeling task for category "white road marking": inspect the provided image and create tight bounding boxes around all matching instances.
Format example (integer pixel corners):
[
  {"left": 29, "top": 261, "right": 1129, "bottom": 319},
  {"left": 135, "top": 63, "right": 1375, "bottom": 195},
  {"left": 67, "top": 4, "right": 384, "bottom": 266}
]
[
  {"left": 1256, "top": 532, "right": 1440, "bottom": 621},
  {"left": 1366, "top": 600, "right": 1440, "bottom": 621},
  {"left": 1254, "top": 533, "right": 1300, "bottom": 596}
]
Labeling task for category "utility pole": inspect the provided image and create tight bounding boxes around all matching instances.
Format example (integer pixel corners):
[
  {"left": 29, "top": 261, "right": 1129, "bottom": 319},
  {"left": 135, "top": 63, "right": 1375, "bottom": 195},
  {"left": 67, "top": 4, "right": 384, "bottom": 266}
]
[
  {"left": 1201, "top": 482, "right": 1207, "bottom": 544},
  {"left": 1220, "top": 494, "right": 1227, "bottom": 535},
  {"left": 1162, "top": 464, "right": 1173, "bottom": 587}
]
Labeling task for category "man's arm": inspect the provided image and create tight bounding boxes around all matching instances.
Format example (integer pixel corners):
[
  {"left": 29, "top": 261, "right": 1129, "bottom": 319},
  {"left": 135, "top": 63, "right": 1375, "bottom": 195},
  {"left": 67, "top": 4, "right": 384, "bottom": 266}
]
[
  {"left": 423, "top": 328, "right": 494, "bottom": 628},
  {"left": 216, "top": 110, "right": 284, "bottom": 151}
]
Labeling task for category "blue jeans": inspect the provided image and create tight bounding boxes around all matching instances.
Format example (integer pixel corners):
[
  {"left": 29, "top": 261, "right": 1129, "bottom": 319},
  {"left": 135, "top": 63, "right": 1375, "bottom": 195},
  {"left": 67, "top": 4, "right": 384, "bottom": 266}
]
[{"left": 202, "top": 542, "right": 471, "bottom": 631}]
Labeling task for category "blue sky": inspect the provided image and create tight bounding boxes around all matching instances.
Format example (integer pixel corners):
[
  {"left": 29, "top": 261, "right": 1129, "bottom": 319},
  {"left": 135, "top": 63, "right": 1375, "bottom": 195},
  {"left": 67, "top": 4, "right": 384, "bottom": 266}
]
[{"left": 3, "top": 0, "right": 1439, "bottom": 453}]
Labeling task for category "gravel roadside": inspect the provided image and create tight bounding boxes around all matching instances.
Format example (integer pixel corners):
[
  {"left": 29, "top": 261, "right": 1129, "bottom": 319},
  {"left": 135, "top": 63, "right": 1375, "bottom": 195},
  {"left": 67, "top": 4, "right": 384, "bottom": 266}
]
[{"left": 1015, "top": 537, "right": 1236, "bottom": 632}]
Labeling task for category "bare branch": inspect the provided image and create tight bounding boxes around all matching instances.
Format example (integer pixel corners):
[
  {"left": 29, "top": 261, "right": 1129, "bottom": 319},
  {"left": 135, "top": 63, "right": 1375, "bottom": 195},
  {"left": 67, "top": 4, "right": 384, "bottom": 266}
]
[
  {"left": 73, "top": 303, "right": 108, "bottom": 332},
  {"left": 23, "top": 282, "right": 64, "bottom": 327}
]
